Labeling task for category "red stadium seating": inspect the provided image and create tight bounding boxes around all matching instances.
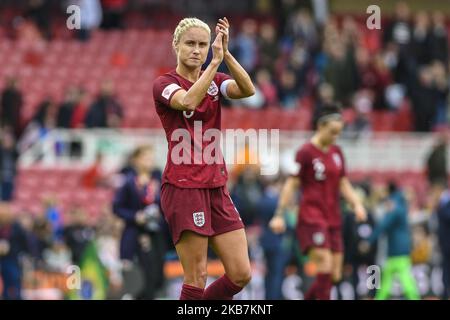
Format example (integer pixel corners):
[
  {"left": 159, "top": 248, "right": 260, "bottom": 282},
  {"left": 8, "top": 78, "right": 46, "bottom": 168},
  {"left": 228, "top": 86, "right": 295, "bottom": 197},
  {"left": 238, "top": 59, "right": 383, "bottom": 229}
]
[
  {"left": 1, "top": 25, "right": 449, "bottom": 130},
  {"left": 13, "top": 168, "right": 114, "bottom": 221}
]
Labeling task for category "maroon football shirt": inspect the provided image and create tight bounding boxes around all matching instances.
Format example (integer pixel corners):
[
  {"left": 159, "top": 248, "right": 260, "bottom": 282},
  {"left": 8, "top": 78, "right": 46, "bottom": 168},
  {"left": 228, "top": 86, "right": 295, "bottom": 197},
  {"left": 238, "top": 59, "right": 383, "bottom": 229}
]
[
  {"left": 153, "top": 70, "right": 231, "bottom": 188},
  {"left": 295, "top": 142, "right": 346, "bottom": 227}
]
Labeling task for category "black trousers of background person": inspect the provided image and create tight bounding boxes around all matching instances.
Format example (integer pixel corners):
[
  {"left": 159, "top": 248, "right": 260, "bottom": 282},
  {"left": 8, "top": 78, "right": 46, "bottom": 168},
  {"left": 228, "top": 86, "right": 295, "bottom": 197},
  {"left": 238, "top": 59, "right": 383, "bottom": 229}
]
[
  {"left": 136, "top": 232, "right": 166, "bottom": 300},
  {"left": 101, "top": 10, "right": 124, "bottom": 29}
]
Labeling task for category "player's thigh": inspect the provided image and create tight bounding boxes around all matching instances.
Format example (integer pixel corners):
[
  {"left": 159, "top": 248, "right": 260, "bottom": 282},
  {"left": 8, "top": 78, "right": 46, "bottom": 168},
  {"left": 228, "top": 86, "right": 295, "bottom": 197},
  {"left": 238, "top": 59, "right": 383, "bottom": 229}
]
[
  {"left": 331, "top": 252, "right": 344, "bottom": 282},
  {"left": 209, "top": 228, "right": 251, "bottom": 284},
  {"left": 309, "top": 247, "right": 333, "bottom": 273},
  {"left": 175, "top": 231, "right": 209, "bottom": 277}
]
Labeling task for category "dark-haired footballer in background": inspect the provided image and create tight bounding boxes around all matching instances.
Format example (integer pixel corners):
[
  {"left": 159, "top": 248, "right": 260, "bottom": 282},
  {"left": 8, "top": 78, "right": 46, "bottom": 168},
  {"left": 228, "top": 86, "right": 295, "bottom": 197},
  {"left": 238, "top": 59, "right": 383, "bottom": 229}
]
[{"left": 270, "top": 105, "right": 367, "bottom": 300}]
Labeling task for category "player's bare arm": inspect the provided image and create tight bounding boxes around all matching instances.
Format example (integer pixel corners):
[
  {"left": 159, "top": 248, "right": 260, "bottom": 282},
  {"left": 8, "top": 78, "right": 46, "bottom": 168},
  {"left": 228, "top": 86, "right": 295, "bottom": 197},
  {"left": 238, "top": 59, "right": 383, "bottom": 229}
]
[
  {"left": 269, "top": 176, "right": 301, "bottom": 234},
  {"left": 216, "top": 17, "right": 255, "bottom": 99},
  {"left": 170, "top": 32, "right": 224, "bottom": 111},
  {"left": 339, "top": 177, "right": 367, "bottom": 222}
]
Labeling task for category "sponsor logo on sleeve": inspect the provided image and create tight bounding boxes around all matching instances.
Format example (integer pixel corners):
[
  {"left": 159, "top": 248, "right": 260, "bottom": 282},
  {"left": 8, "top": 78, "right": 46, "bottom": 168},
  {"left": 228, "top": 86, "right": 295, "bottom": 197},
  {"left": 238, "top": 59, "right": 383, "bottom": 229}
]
[{"left": 162, "top": 83, "right": 182, "bottom": 100}]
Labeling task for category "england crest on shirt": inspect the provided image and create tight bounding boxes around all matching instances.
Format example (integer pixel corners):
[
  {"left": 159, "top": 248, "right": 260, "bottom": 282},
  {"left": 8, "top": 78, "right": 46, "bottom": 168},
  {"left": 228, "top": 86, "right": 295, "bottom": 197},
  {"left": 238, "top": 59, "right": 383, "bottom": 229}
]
[
  {"left": 207, "top": 81, "right": 219, "bottom": 96},
  {"left": 332, "top": 153, "right": 342, "bottom": 168},
  {"left": 193, "top": 212, "right": 205, "bottom": 227}
]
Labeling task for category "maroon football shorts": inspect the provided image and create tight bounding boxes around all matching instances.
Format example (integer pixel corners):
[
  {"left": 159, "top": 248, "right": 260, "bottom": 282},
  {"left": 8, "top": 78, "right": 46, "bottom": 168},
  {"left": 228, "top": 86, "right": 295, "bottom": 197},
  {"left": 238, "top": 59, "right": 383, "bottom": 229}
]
[
  {"left": 160, "top": 183, "right": 245, "bottom": 244},
  {"left": 296, "top": 223, "right": 343, "bottom": 254}
]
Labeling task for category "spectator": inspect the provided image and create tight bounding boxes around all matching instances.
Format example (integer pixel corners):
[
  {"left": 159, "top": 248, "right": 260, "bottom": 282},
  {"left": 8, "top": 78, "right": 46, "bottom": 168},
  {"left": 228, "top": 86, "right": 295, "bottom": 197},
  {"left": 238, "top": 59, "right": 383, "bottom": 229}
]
[
  {"left": 0, "top": 202, "right": 29, "bottom": 300},
  {"left": 383, "top": 1, "right": 412, "bottom": 48},
  {"left": 356, "top": 47, "right": 391, "bottom": 110},
  {"left": 429, "top": 11, "right": 449, "bottom": 66},
  {"left": 81, "top": 151, "right": 109, "bottom": 189},
  {"left": 0, "top": 129, "right": 18, "bottom": 201},
  {"left": 32, "top": 98, "right": 58, "bottom": 131},
  {"left": 71, "top": 88, "right": 88, "bottom": 129},
  {"left": 231, "top": 19, "right": 259, "bottom": 75},
  {"left": 258, "top": 23, "right": 279, "bottom": 73},
  {"left": 63, "top": 207, "right": 95, "bottom": 265},
  {"left": 284, "top": 9, "right": 319, "bottom": 54},
  {"left": 96, "top": 214, "right": 123, "bottom": 298},
  {"left": 113, "top": 145, "right": 166, "bottom": 300},
  {"left": 410, "top": 66, "right": 439, "bottom": 132},
  {"left": 56, "top": 87, "right": 78, "bottom": 129},
  {"left": 277, "top": 68, "right": 299, "bottom": 109},
  {"left": 287, "top": 41, "right": 310, "bottom": 98},
  {"left": 231, "top": 166, "right": 263, "bottom": 225},
  {"left": 31, "top": 215, "right": 53, "bottom": 265},
  {"left": 435, "top": 183, "right": 450, "bottom": 300},
  {"left": 25, "top": 0, "right": 52, "bottom": 40},
  {"left": 43, "top": 196, "right": 64, "bottom": 242},
  {"left": 100, "top": 0, "right": 127, "bottom": 30},
  {"left": 425, "top": 134, "right": 448, "bottom": 187},
  {"left": 341, "top": 15, "right": 361, "bottom": 48},
  {"left": 42, "top": 240, "right": 72, "bottom": 273},
  {"left": 360, "top": 182, "right": 420, "bottom": 300},
  {"left": 343, "top": 91, "right": 372, "bottom": 138},
  {"left": 430, "top": 61, "right": 449, "bottom": 127},
  {"left": 323, "top": 41, "right": 358, "bottom": 106},
  {"left": 383, "top": 1, "right": 415, "bottom": 90},
  {"left": 0, "top": 77, "right": 23, "bottom": 139},
  {"left": 411, "top": 11, "right": 431, "bottom": 67},
  {"left": 85, "top": 80, "right": 123, "bottom": 128},
  {"left": 257, "top": 178, "right": 289, "bottom": 300},
  {"left": 255, "top": 68, "right": 279, "bottom": 107},
  {"left": 343, "top": 188, "right": 377, "bottom": 300}
]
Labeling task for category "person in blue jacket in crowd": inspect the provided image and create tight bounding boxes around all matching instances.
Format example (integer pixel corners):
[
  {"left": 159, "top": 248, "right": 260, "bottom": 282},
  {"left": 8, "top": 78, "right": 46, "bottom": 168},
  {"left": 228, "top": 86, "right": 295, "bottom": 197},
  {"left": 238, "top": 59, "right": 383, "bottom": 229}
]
[
  {"left": 113, "top": 145, "right": 166, "bottom": 299},
  {"left": 257, "top": 178, "right": 290, "bottom": 300},
  {"left": 360, "top": 182, "right": 419, "bottom": 300}
]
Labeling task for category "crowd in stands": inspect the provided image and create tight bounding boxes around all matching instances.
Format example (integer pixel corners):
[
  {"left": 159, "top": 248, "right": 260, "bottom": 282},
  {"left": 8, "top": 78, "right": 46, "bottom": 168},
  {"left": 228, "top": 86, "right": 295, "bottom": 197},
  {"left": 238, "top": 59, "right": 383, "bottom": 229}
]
[{"left": 0, "top": 1, "right": 448, "bottom": 135}]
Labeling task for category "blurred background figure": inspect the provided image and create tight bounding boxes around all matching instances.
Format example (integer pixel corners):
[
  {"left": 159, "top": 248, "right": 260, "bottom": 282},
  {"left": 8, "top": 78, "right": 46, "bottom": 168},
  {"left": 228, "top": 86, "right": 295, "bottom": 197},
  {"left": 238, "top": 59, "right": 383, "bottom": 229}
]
[
  {"left": 343, "top": 186, "right": 377, "bottom": 300},
  {"left": 434, "top": 182, "right": 450, "bottom": 300},
  {"left": 63, "top": 206, "right": 95, "bottom": 265},
  {"left": 360, "top": 182, "right": 419, "bottom": 300},
  {"left": 100, "top": 0, "right": 127, "bottom": 30},
  {"left": 113, "top": 145, "right": 166, "bottom": 299},
  {"left": 85, "top": 80, "right": 123, "bottom": 129},
  {"left": 426, "top": 134, "right": 448, "bottom": 188},
  {"left": 0, "top": 129, "right": 19, "bottom": 201},
  {"left": 0, "top": 77, "right": 23, "bottom": 139},
  {"left": 257, "top": 177, "right": 289, "bottom": 300},
  {"left": 0, "top": 202, "right": 29, "bottom": 300}
]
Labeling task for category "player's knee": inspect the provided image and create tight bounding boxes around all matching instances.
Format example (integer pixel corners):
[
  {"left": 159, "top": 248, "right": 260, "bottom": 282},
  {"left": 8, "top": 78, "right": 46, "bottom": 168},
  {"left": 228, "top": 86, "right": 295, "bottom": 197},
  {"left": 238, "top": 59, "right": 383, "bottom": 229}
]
[
  {"left": 229, "top": 268, "right": 252, "bottom": 288},
  {"left": 184, "top": 268, "right": 208, "bottom": 288}
]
